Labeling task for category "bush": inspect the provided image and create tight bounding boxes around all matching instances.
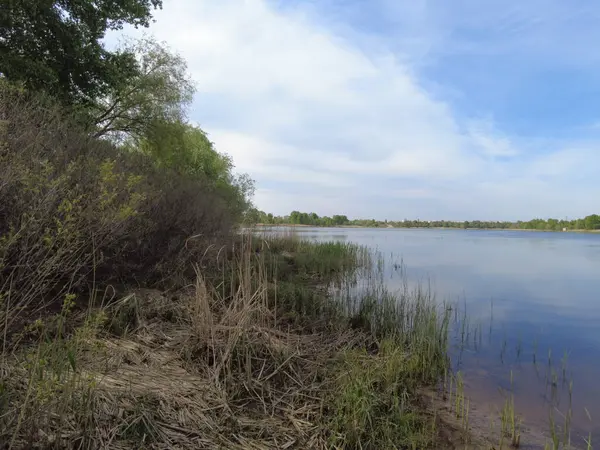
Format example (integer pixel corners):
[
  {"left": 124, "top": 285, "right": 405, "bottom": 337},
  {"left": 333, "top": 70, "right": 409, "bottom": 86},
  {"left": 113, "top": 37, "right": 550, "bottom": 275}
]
[{"left": 0, "top": 82, "right": 235, "bottom": 331}]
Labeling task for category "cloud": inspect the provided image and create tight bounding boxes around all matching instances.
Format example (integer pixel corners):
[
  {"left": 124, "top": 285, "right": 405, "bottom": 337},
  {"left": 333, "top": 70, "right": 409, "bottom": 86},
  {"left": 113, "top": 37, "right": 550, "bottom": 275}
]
[
  {"left": 105, "top": 0, "right": 600, "bottom": 220},
  {"left": 466, "top": 118, "right": 519, "bottom": 158},
  {"left": 206, "top": 130, "right": 351, "bottom": 188}
]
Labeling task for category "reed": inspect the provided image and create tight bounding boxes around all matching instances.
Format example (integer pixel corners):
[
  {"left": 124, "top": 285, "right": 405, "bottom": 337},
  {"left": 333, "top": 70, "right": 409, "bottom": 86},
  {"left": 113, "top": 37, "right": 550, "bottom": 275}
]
[{"left": 0, "top": 232, "right": 456, "bottom": 449}]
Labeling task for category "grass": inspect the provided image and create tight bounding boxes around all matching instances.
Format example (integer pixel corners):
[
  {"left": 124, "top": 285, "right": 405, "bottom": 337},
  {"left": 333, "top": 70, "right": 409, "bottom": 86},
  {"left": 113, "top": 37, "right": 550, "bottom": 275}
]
[
  {"left": 327, "top": 339, "right": 436, "bottom": 449},
  {"left": 499, "top": 371, "right": 522, "bottom": 448},
  {"left": 444, "top": 370, "right": 470, "bottom": 444},
  {"left": 0, "top": 231, "right": 460, "bottom": 449},
  {"left": 3, "top": 226, "right": 595, "bottom": 449},
  {"left": 446, "top": 302, "right": 597, "bottom": 450}
]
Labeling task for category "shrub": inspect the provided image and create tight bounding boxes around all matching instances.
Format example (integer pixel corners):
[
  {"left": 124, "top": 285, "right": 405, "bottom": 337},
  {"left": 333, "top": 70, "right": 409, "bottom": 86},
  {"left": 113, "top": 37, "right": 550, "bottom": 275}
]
[{"left": 0, "top": 82, "right": 235, "bottom": 334}]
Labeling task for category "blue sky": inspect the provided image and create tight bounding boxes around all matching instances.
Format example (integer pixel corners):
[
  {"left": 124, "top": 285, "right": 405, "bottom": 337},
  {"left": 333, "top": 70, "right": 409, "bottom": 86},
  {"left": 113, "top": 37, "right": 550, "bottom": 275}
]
[{"left": 107, "top": 0, "right": 600, "bottom": 221}]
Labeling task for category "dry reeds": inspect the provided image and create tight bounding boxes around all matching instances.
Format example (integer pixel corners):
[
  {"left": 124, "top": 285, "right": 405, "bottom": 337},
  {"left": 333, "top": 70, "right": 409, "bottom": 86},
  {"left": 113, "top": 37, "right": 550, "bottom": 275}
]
[{"left": 0, "top": 232, "right": 456, "bottom": 449}]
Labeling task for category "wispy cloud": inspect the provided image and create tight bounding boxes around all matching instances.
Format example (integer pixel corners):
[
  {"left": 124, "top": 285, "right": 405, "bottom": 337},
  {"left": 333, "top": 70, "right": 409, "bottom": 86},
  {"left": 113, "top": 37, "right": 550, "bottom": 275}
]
[
  {"left": 466, "top": 118, "right": 519, "bottom": 158},
  {"left": 105, "top": 0, "right": 600, "bottom": 220}
]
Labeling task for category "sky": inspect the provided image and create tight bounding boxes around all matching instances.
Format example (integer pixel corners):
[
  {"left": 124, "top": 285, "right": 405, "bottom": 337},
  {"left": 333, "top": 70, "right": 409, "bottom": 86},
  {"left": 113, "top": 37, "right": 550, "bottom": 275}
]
[{"left": 106, "top": 0, "right": 600, "bottom": 221}]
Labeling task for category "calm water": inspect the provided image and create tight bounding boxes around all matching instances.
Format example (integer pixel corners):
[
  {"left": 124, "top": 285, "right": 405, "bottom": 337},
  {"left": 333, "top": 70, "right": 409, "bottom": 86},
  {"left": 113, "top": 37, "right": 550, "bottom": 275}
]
[{"left": 279, "top": 227, "right": 600, "bottom": 447}]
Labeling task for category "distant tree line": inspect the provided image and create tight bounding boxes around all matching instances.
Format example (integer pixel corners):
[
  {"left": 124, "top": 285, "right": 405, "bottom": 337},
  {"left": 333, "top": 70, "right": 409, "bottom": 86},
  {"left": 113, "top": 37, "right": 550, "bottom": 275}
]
[{"left": 244, "top": 209, "right": 600, "bottom": 231}]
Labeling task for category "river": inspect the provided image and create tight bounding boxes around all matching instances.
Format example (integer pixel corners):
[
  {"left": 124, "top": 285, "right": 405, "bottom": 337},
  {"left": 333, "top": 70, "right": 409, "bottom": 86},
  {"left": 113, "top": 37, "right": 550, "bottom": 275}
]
[{"left": 269, "top": 226, "right": 600, "bottom": 448}]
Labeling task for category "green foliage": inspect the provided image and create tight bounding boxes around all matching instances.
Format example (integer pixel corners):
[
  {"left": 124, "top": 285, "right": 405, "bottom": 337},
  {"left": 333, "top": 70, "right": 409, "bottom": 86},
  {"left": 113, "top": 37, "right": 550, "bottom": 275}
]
[
  {"left": 135, "top": 120, "right": 255, "bottom": 221},
  {"left": 90, "top": 37, "right": 195, "bottom": 142},
  {"left": 289, "top": 210, "right": 351, "bottom": 226},
  {"left": 0, "top": 83, "right": 238, "bottom": 329},
  {"left": 2, "top": 1, "right": 255, "bottom": 223},
  {"left": 244, "top": 209, "right": 351, "bottom": 226},
  {"left": 583, "top": 214, "right": 600, "bottom": 230},
  {"left": 81, "top": 36, "right": 255, "bottom": 220},
  {"left": 252, "top": 210, "right": 600, "bottom": 231},
  {"left": 0, "top": 0, "right": 162, "bottom": 106},
  {"left": 139, "top": 121, "right": 228, "bottom": 178},
  {"left": 328, "top": 343, "right": 434, "bottom": 449},
  {"left": 243, "top": 207, "right": 264, "bottom": 225}
]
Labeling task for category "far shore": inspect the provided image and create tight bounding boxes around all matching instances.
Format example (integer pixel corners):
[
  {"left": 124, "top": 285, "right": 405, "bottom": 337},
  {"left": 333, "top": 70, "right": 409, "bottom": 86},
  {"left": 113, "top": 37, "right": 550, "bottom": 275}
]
[{"left": 254, "top": 223, "right": 600, "bottom": 233}]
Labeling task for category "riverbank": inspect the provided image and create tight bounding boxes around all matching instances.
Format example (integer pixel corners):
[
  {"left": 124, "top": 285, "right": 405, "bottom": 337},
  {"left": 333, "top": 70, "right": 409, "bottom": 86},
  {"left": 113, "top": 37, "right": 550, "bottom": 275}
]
[
  {"left": 1, "top": 232, "right": 499, "bottom": 449},
  {"left": 0, "top": 78, "right": 496, "bottom": 449},
  {"left": 255, "top": 223, "right": 600, "bottom": 233}
]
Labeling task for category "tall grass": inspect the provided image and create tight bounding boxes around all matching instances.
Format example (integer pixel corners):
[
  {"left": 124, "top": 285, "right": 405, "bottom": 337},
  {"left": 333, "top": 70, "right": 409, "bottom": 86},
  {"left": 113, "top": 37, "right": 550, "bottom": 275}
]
[
  {"left": 499, "top": 370, "right": 522, "bottom": 448},
  {"left": 0, "top": 232, "right": 457, "bottom": 449},
  {"left": 322, "top": 247, "right": 453, "bottom": 448}
]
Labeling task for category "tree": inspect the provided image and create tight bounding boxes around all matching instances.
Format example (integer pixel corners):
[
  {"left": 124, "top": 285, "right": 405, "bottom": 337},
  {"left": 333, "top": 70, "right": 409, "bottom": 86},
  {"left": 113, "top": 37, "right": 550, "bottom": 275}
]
[
  {"left": 134, "top": 120, "right": 254, "bottom": 220},
  {"left": 243, "top": 207, "right": 261, "bottom": 225},
  {"left": 136, "top": 121, "right": 228, "bottom": 178},
  {"left": 584, "top": 214, "right": 600, "bottom": 230},
  {"left": 0, "top": 0, "right": 162, "bottom": 105},
  {"left": 332, "top": 215, "right": 349, "bottom": 226},
  {"left": 90, "top": 38, "right": 195, "bottom": 142}
]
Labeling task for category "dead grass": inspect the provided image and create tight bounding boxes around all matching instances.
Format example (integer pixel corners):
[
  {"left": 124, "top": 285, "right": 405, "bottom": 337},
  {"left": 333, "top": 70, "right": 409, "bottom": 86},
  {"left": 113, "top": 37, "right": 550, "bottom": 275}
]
[{"left": 0, "top": 234, "right": 475, "bottom": 449}]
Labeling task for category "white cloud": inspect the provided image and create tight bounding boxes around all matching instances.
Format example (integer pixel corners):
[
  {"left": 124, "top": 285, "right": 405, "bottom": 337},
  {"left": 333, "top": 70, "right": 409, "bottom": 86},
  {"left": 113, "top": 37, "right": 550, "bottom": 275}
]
[
  {"left": 529, "top": 147, "right": 599, "bottom": 179},
  {"left": 466, "top": 118, "right": 519, "bottom": 157},
  {"left": 105, "top": 0, "right": 600, "bottom": 220},
  {"left": 207, "top": 130, "right": 352, "bottom": 188}
]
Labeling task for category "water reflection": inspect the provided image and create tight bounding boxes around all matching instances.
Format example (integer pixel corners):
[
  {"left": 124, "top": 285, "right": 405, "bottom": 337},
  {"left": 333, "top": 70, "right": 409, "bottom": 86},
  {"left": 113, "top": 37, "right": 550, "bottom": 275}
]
[{"left": 282, "top": 227, "right": 600, "bottom": 447}]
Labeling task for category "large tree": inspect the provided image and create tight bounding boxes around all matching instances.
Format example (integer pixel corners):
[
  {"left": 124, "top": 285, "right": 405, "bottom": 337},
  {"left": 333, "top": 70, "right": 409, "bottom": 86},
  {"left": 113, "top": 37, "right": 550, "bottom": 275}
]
[
  {"left": 90, "top": 37, "right": 195, "bottom": 142},
  {"left": 0, "top": 0, "right": 162, "bottom": 105}
]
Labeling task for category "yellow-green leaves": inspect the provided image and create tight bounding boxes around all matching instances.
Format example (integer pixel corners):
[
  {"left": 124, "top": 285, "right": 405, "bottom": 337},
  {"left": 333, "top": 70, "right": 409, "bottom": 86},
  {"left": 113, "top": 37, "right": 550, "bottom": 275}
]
[{"left": 98, "top": 159, "right": 146, "bottom": 222}]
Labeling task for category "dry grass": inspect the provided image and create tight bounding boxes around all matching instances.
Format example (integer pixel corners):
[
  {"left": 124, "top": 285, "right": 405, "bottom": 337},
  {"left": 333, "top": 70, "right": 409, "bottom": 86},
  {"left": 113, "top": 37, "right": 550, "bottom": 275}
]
[{"left": 0, "top": 234, "right": 465, "bottom": 449}]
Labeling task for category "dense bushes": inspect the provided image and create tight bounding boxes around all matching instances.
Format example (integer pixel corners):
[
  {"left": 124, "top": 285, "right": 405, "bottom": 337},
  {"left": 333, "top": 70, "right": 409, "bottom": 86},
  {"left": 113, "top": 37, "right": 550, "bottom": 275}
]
[
  {"left": 1, "top": 5, "right": 255, "bottom": 332},
  {"left": 0, "top": 82, "right": 238, "bottom": 327}
]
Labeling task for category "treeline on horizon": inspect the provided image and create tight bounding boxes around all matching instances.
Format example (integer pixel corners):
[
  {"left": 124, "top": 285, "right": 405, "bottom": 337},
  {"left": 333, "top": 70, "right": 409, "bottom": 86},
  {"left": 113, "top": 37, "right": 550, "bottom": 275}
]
[{"left": 246, "top": 209, "right": 600, "bottom": 231}]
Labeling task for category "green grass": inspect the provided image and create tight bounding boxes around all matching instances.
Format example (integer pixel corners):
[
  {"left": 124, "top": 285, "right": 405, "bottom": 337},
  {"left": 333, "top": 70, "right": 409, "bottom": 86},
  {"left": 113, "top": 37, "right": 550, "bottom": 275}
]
[
  {"left": 0, "top": 231, "right": 461, "bottom": 449},
  {"left": 255, "top": 232, "right": 454, "bottom": 447},
  {"left": 8, "top": 230, "right": 594, "bottom": 449},
  {"left": 256, "top": 230, "right": 372, "bottom": 280},
  {"left": 327, "top": 339, "right": 435, "bottom": 449},
  {"left": 498, "top": 371, "right": 522, "bottom": 449}
]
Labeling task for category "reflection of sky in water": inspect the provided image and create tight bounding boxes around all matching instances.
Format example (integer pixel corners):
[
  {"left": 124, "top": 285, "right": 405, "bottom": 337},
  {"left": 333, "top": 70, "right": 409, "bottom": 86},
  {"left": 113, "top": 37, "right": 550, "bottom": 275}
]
[{"left": 288, "top": 227, "right": 600, "bottom": 444}]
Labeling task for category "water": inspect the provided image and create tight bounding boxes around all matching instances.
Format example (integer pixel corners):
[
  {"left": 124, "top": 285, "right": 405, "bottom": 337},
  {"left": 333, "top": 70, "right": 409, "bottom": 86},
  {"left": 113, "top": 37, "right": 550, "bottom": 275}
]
[{"left": 272, "top": 227, "right": 600, "bottom": 447}]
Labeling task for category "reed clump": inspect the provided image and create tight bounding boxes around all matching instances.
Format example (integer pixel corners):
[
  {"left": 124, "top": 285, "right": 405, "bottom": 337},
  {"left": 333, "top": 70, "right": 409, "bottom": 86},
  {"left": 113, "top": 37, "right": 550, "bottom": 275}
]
[{"left": 0, "top": 231, "right": 461, "bottom": 449}]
